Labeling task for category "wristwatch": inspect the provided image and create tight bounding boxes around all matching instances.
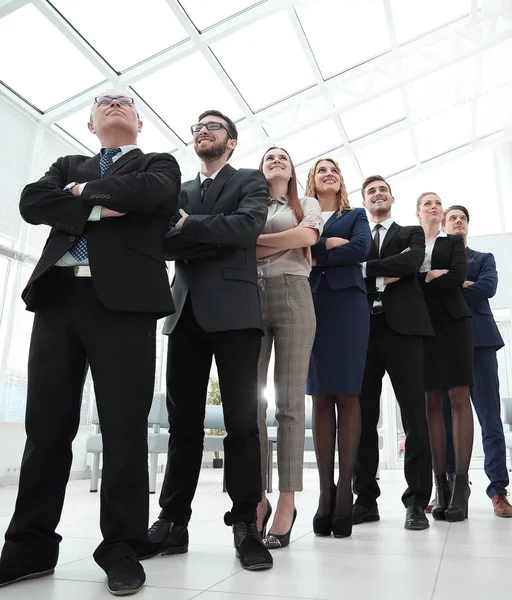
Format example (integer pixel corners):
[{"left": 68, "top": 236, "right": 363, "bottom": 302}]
[{"left": 63, "top": 182, "right": 79, "bottom": 193}]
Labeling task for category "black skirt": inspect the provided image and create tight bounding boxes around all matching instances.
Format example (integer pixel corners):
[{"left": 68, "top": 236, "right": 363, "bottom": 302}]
[{"left": 424, "top": 314, "right": 473, "bottom": 391}]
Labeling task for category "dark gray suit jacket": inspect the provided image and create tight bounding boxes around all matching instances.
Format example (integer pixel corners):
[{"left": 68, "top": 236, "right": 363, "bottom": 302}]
[{"left": 162, "top": 164, "right": 268, "bottom": 334}]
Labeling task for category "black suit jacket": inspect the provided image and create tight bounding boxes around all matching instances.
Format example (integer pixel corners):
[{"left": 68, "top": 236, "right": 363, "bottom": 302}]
[
  {"left": 20, "top": 149, "right": 180, "bottom": 316},
  {"left": 419, "top": 234, "right": 471, "bottom": 322},
  {"left": 162, "top": 164, "right": 268, "bottom": 334},
  {"left": 365, "top": 222, "right": 433, "bottom": 336}
]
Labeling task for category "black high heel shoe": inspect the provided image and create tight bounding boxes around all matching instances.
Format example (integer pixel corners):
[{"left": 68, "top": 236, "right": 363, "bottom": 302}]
[
  {"left": 432, "top": 473, "right": 451, "bottom": 521},
  {"left": 259, "top": 499, "right": 272, "bottom": 538},
  {"left": 445, "top": 474, "right": 471, "bottom": 522},
  {"left": 313, "top": 485, "right": 336, "bottom": 536},
  {"left": 332, "top": 513, "right": 352, "bottom": 538},
  {"left": 263, "top": 509, "right": 297, "bottom": 549}
]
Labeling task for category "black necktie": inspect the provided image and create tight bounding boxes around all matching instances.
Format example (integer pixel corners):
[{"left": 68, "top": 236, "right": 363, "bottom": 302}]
[
  {"left": 201, "top": 177, "right": 213, "bottom": 201},
  {"left": 373, "top": 223, "right": 383, "bottom": 257}
]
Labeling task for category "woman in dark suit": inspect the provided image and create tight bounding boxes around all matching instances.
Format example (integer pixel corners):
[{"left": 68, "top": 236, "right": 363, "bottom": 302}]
[
  {"left": 417, "top": 192, "right": 474, "bottom": 522},
  {"left": 305, "top": 158, "right": 371, "bottom": 538}
]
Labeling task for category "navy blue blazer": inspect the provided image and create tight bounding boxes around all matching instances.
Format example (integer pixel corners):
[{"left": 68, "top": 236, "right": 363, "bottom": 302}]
[
  {"left": 310, "top": 207, "right": 371, "bottom": 293},
  {"left": 465, "top": 247, "right": 504, "bottom": 349}
]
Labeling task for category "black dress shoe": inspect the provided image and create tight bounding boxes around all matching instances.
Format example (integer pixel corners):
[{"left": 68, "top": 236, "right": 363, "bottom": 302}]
[
  {"left": 224, "top": 513, "right": 273, "bottom": 571},
  {"left": 0, "top": 543, "right": 57, "bottom": 589},
  {"left": 107, "top": 557, "right": 145, "bottom": 596},
  {"left": 352, "top": 504, "right": 380, "bottom": 525},
  {"left": 404, "top": 505, "right": 429, "bottom": 530},
  {"left": 140, "top": 519, "right": 189, "bottom": 560}
]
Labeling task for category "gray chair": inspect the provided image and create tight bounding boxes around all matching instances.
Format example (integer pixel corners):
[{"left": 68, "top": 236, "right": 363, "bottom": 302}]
[{"left": 503, "top": 397, "right": 512, "bottom": 470}]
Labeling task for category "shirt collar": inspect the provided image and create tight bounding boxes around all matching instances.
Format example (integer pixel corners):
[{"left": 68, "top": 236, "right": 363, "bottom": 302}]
[
  {"left": 101, "top": 144, "right": 138, "bottom": 156},
  {"left": 371, "top": 217, "right": 394, "bottom": 232},
  {"left": 268, "top": 195, "right": 287, "bottom": 205},
  {"left": 200, "top": 166, "right": 223, "bottom": 183}
]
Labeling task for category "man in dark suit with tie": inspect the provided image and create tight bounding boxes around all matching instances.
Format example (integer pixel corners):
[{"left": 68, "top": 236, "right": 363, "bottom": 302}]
[
  {"left": 353, "top": 175, "right": 434, "bottom": 530},
  {"left": 442, "top": 205, "right": 511, "bottom": 517},
  {"left": 0, "top": 90, "right": 180, "bottom": 595},
  {"left": 145, "top": 110, "right": 273, "bottom": 570}
]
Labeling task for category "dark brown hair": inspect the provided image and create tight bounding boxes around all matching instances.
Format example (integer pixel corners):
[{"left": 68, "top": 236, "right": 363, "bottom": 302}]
[
  {"left": 361, "top": 175, "right": 392, "bottom": 198},
  {"left": 197, "top": 109, "right": 238, "bottom": 140},
  {"left": 442, "top": 204, "right": 470, "bottom": 227},
  {"left": 259, "top": 147, "right": 304, "bottom": 225}
]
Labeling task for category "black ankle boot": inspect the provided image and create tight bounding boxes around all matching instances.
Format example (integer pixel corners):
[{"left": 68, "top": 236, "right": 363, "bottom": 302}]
[
  {"left": 431, "top": 473, "right": 451, "bottom": 521},
  {"left": 445, "top": 474, "right": 471, "bottom": 522}
]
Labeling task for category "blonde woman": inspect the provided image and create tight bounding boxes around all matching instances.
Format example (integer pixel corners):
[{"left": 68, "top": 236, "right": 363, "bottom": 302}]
[
  {"left": 305, "top": 159, "right": 371, "bottom": 538},
  {"left": 417, "top": 192, "right": 474, "bottom": 521}
]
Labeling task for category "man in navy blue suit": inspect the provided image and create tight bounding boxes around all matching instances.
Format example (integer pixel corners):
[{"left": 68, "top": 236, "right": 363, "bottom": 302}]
[{"left": 442, "top": 205, "right": 511, "bottom": 517}]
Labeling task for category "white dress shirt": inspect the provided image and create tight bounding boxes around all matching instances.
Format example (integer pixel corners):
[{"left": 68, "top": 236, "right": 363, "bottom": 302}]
[
  {"left": 361, "top": 217, "right": 394, "bottom": 293},
  {"left": 420, "top": 231, "right": 447, "bottom": 273}
]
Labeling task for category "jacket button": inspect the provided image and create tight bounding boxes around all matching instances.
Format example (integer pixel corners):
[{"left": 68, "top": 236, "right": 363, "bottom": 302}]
[
  {"left": 69, "top": 225, "right": 75, "bottom": 231},
  {"left": 69, "top": 236, "right": 76, "bottom": 242}
]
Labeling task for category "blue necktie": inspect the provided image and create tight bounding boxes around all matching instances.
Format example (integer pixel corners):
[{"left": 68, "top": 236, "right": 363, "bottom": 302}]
[{"left": 69, "top": 148, "right": 122, "bottom": 262}]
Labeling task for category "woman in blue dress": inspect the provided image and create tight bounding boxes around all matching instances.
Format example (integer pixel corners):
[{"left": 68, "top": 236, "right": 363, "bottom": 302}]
[{"left": 305, "top": 158, "right": 371, "bottom": 538}]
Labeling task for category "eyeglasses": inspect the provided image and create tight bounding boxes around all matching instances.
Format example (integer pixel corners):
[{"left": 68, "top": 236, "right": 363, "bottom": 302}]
[
  {"left": 94, "top": 96, "right": 135, "bottom": 106},
  {"left": 190, "top": 121, "right": 232, "bottom": 138}
]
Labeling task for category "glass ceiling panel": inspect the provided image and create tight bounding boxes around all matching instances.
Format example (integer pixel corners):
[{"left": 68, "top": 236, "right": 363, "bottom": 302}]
[
  {"left": 296, "top": 0, "right": 391, "bottom": 78},
  {"left": 0, "top": 4, "right": 105, "bottom": 110},
  {"left": 339, "top": 90, "right": 406, "bottom": 140},
  {"left": 480, "top": 41, "right": 512, "bottom": 94},
  {"left": 406, "top": 59, "right": 478, "bottom": 123},
  {"left": 388, "top": 148, "right": 500, "bottom": 236},
  {"left": 133, "top": 52, "right": 244, "bottom": 142},
  {"left": 475, "top": 84, "right": 512, "bottom": 138},
  {"left": 57, "top": 107, "right": 177, "bottom": 155},
  {"left": 414, "top": 103, "right": 472, "bottom": 161},
  {"left": 179, "top": 0, "right": 262, "bottom": 31},
  {"left": 390, "top": 0, "right": 470, "bottom": 44},
  {"left": 355, "top": 129, "right": 415, "bottom": 177},
  {"left": 275, "top": 120, "right": 343, "bottom": 165},
  {"left": 210, "top": 11, "right": 316, "bottom": 111},
  {"left": 50, "top": 0, "right": 188, "bottom": 72}
]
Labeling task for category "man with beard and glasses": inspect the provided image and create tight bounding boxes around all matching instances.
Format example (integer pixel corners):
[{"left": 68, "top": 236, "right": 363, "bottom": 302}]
[
  {"left": 143, "top": 110, "right": 273, "bottom": 570},
  {"left": 353, "top": 175, "right": 434, "bottom": 531}
]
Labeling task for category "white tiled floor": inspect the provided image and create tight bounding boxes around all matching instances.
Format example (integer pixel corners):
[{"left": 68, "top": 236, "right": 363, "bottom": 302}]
[{"left": 0, "top": 468, "right": 511, "bottom": 599}]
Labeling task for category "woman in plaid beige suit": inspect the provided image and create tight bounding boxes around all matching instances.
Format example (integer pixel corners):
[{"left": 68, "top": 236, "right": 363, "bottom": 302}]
[{"left": 255, "top": 147, "right": 322, "bottom": 549}]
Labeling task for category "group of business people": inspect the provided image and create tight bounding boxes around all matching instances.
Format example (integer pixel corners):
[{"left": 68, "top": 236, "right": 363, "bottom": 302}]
[{"left": 0, "top": 90, "right": 510, "bottom": 597}]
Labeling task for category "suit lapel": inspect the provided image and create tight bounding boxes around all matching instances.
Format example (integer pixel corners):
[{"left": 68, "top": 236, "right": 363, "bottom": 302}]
[
  {"left": 380, "top": 221, "right": 399, "bottom": 256},
  {"left": 322, "top": 210, "right": 345, "bottom": 235},
  {"left": 187, "top": 175, "right": 202, "bottom": 214},
  {"left": 201, "top": 164, "right": 236, "bottom": 214},
  {"left": 106, "top": 148, "right": 143, "bottom": 177}
]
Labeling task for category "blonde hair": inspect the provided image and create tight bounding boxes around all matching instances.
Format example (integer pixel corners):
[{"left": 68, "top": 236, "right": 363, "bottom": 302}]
[
  {"left": 305, "top": 158, "right": 351, "bottom": 215},
  {"left": 416, "top": 192, "right": 440, "bottom": 211}
]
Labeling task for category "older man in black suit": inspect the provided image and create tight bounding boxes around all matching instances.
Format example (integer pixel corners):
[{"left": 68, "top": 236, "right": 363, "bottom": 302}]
[
  {"left": 145, "top": 110, "right": 273, "bottom": 571},
  {"left": 0, "top": 90, "right": 180, "bottom": 595}
]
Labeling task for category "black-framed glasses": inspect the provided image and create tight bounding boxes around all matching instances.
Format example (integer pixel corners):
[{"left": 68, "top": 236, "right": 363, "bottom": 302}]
[
  {"left": 94, "top": 96, "right": 135, "bottom": 106},
  {"left": 190, "top": 121, "right": 232, "bottom": 138}
]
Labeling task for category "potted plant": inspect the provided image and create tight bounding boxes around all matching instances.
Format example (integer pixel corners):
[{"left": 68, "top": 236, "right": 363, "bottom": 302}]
[{"left": 206, "top": 376, "right": 225, "bottom": 468}]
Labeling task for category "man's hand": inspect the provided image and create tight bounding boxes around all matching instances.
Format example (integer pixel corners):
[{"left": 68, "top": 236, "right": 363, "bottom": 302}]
[
  {"left": 401, "top": 247, "right": 411, "bottom": 254},
  {"left": 426, "top": 269, "right": 449, "bottom": 282},
  {"left": 312, "top": 258, "right": 317, "bottom": 266},
  {"left": 463, "top": 280, "right": 475, "bottom": 288},
  {"left": 176, "top": 208, "right": 189, "bottom": 230},
  {"left": 326, "top": 237, "right": 349, "bottom": 250},
  {"left": 100, "top": 207, "right": 126, "bottom": 218},
  {"left": 384, "top": 277, "right": 401, "bottom": 285},
  {"left": 70, "top": 184, "right": 80, "bottom": 196}
]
